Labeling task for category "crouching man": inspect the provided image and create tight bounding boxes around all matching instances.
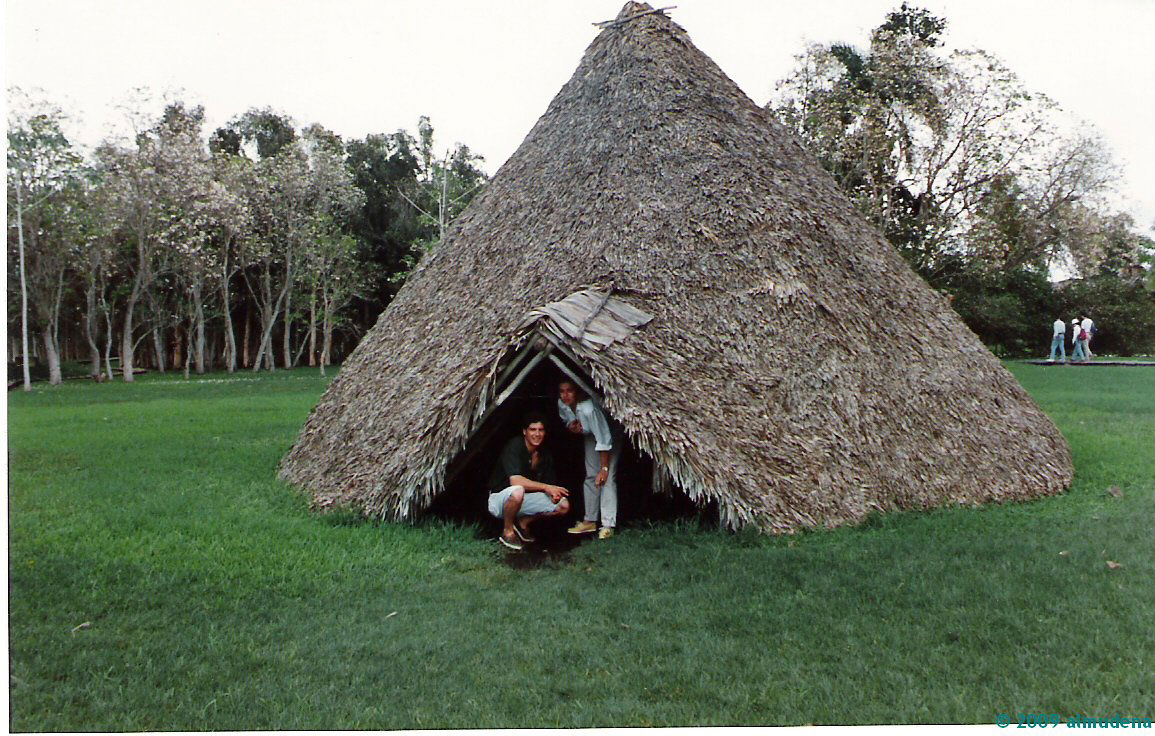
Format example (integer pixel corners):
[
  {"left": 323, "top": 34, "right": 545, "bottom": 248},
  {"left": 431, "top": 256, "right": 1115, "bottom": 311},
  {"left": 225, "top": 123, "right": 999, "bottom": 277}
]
[{"left": 487, "top": 412, "right": 571, "bottom": 550}]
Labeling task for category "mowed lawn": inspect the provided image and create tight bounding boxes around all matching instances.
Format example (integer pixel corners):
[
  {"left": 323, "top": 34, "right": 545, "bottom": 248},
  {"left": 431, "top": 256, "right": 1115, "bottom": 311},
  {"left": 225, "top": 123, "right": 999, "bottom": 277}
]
[{"left": 7, "top": 365, "right": 1154, "bottom": 730}]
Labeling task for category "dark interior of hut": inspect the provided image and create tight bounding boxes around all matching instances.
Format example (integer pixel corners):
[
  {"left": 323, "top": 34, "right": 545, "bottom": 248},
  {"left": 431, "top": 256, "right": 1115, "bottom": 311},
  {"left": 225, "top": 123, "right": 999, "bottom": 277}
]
[{"left": 428, "top": 353, "right": 712, "bottom": 540}]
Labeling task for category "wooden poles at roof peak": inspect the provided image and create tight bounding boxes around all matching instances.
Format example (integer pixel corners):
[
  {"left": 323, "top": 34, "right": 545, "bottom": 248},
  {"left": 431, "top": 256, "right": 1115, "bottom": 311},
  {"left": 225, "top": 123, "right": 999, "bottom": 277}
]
[{"left": 593, "top": 5, "right": 676, "bottom": 29}]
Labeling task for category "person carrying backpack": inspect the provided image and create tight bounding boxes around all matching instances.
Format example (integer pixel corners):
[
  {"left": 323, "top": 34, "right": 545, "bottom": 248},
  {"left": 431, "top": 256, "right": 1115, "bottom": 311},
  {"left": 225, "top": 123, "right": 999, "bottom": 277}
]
[{"left": 1071, "top": 319, "right": 1089, "bottom": 362}]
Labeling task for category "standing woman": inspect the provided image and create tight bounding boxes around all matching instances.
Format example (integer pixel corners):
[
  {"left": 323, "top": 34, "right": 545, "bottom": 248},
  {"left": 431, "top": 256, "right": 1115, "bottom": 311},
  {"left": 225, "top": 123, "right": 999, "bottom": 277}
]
[
  {"left": 1080, "top": 315, "right": 1095, "bottom": 358},
  {"left": 558, "top": 380, "right": 622, "bottom": 539},
  {"left": 1071, "top": 318, "right": 1088, "bottom": 362}
]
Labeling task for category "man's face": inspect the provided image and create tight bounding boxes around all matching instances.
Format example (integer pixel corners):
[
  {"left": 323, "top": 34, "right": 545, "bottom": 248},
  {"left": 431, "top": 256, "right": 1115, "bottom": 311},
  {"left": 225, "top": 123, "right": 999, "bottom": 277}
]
[
  {"left": 559, "top": 382, "right": 578, "bottom": 408},
  {"left": 523, "top": 421, "right": 546, "bottom": 450}
]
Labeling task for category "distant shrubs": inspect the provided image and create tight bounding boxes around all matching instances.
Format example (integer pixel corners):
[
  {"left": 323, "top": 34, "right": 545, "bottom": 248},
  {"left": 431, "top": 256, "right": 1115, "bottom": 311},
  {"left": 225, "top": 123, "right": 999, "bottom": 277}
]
[{"left": 935, "top": 264, "right": 1155, "bottom": 358}]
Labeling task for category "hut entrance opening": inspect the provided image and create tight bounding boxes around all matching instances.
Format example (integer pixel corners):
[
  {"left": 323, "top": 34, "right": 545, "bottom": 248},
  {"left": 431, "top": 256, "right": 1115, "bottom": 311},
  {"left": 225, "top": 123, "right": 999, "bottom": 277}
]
[{"left": 428, "top": 348, "right": 707, "bottom": 530}]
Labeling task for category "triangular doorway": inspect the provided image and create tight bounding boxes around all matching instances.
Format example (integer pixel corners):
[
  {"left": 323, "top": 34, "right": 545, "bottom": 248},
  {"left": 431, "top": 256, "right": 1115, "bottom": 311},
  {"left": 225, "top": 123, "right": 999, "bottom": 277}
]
[{"left": 427, "top": 336, "right": 708, "bottom": 529}]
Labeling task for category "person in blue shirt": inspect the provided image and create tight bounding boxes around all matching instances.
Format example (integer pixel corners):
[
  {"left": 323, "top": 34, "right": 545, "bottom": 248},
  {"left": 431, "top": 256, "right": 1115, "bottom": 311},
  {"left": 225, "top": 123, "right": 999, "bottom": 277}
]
[{"left": 558, "top": 380, "right": 622, "bottom": 539}]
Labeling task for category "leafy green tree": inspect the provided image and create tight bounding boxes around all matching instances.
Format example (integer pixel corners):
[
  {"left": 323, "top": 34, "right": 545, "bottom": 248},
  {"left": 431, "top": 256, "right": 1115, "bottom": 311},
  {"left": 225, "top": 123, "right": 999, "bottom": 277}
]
[
  {"left": 769, "top": 5, "right": 1152, "bottom": 357},
  {"left": 7, "top": 93, "right": 83, "bottom": 387},
  {"left": 391, "top": 119, "right": 487, "bottom": 286},
  {"left": 344, "top": 130, "right": 423, "bottom": 305},
  {"left": 298, "top": 219, "right": 372, "bottom": 373},
  {"left": 343, "top": 119, "right": 486, "bottom": 307},
  {"left": 96, "top": 101, "right": 216, "bottom": 379},
  {"left": 770, "top": 5, "right": 1094, "bottom": 276},
  {"left": 232, "top": 107, "right": 298, "bottom": 160},
  {"left": 149, "top": 103, "right": 224, "bottom": 376},
  {"left": 72, "top": 170, "right": 120, "bottom": 379},
  {"left": 209, "top": 152, "right": 254, "bottom": 373},
  {"left": 1058, "top": 276, "right": 1155, "bottom": 356},
  {"left": 240, "top": 130, "right": 363, "bottom": 371}
]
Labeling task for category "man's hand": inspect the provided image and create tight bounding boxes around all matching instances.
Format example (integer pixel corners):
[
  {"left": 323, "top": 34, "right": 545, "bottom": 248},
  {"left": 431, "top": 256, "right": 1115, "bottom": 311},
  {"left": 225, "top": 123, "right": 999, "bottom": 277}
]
[
  {"left": 567, "top": 420, "right": 583, "bottom": 435},
  {"left": 596, "top": 468, "right": 608, "bottom": 487},
  {"left": 544, "top": 484, "right": 570, "bottom": 503}
]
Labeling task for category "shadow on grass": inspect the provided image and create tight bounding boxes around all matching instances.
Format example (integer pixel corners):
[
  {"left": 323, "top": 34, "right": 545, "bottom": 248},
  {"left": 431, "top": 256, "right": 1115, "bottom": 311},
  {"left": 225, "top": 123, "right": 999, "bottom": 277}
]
[{"left": 498, "top": 516, "right": 584, "bottom": 569}]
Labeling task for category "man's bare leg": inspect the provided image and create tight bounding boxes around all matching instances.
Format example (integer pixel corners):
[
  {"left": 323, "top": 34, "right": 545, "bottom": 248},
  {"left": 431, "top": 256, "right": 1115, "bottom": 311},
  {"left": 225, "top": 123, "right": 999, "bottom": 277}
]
[
  {"left": 521, "top": 498, "right": 570, "bottom": 534},
  {"left": 502, "top": 486, "right": 526, "bottom": 544}
]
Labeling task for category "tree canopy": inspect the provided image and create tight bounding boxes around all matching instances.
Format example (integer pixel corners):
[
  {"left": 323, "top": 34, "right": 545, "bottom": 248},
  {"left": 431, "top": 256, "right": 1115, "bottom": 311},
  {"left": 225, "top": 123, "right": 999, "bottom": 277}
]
[
  {"left": 7, "top": 91, "right": 488, "bottom": 381},
  {"left": 769, "top": 5, "right": 1154, "bottom": 356}
]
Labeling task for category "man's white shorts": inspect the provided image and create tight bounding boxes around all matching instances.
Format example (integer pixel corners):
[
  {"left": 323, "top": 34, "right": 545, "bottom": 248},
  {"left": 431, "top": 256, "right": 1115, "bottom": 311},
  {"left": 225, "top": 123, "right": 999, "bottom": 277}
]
[{"left": 487, "top": 486, "right": 563, "bottom": 518}]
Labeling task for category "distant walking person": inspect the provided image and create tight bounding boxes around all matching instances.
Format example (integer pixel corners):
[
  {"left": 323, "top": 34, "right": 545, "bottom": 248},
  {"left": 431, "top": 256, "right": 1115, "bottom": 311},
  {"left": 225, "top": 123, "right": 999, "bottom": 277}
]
[
  {"left": 1081, "top": 315, "right": 1095, "bottom": 357},
  {"left": 558, "top": 380, "right": 622, "bottom": 540},
  {"left": 1049, "top": 318, "right": 1067, "bottom": 362},
  {"left": 1071, "top": 319, "right": 1088, "bottom": 362}
]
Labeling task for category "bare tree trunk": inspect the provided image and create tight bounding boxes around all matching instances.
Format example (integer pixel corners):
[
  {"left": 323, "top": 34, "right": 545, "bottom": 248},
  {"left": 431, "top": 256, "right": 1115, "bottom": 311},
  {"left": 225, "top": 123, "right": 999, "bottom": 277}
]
[
  {"left": 307, "top": 292, "right": 317, "bottom": 367},
  {"left": 14, "top": 190, "right": 33, "bottom": 391},
  {"left": 121, "top": 268, "right": 145, "bottom": 382},
  {"left": 321, "top": 290, "right": 334, "bottom": 376},
  {"left": 42, "top": 331, "right": 62, "bottom": 385},
  {"left": 292, "top": 323, "right": 308, "bottom": 367},
  {"left": 170, "top": 329, "right": 181, "bottom": 371},
  {"left": 281, "top": 240, "right": 294, "bottom": 369},
  {"left": 220, "top": 257, "right": 236, "bottom": 373},
  {"left": 183, "top": 325, "right": 192, "bottom": 379},
  {"left": 253, "top": 304, "right": 273, "bottom": 372},
  {"left": 253, "top": 267, "right": 290, "bottom": 372},
  {"left": 103, "top": 306, "right": 116, "bottom": 381},
  {"left": 242, "top": 304, "right": 252, "bottom": 369},
  {"left": 282, "top": 290, "right": 293, "bottom": 369},
  {"left": 44, "top": 266, "right": 67, "bottom": 385},
  {"left": 84, "top": 278, "right": 102, "bottom": 377},
  {"left": 100, "top": 285, "right": 116, "bottom": 381},
  {"left": 251, "top": 270, "right": 272, "bottom": 372},
  {"left": 149, "top": 290, "right": 166, "bottom": 373},
  {"left": 192, "top": 282, "right": 206, "bottom": 374}
]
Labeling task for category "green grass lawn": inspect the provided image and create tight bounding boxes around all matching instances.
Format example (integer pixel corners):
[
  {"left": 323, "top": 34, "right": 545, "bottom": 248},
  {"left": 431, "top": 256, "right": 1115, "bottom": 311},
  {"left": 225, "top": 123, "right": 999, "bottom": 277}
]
[{"left": 7, "top": 365, "right": 1154, "bottom": 729}]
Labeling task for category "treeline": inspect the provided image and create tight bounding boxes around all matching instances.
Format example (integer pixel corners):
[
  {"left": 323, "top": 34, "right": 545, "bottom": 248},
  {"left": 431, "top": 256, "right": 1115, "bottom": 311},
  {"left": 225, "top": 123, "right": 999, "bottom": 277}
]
[
  {"left": 769, "top": 4, "right": 1155, "bottom": 356},
  {"left": 8, "top": 97, "right": 486, "bottom": 386},
  {"left": 10, "top": 5, "right": 1155, "bottom": 389}
]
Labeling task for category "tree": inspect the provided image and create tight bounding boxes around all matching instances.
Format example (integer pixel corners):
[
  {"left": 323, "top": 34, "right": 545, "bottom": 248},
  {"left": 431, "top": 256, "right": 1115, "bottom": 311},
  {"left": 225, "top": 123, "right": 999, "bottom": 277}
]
[
  {"left": 293, "top": 127, "right": 366, "bottom": 370},
  {"left": 767, "top": 5, "right": 1151, "bottom": 357},
  {"left": 7, "top": 95, "right": 492, "bottom": 376},
  {"left": 770, "top": 6, "right": 1094, "bottom": 276},
  {"left": 241, "top": 146, "right": 307, "bottom": 371},
  {"left": 151, "top": 103, "right": 224, "bottom": 376},
  {"left": 95, "top": 103, "right": 206, "bottom": 380},
  {"left": 391, "top": 118, "right": 487, "bottom": 287},
  {"left": 73, "top": 172, "right": 120, "bottom": 379},
  {"left": 209, "top": 152, "right": 254, "bottom": 373},
  {"left": 217, "top": 107, "right": 298, "bottom": 161},
  {"left": 7, "top": 94, "right": 83, "bottom": 388},
  {"left": 240, "top": 128, "right": 364, "bottom": 371},
  {"left": 344, "top": 130, "right": 423, "bottom": 306},
  {"left": 299, "top": 221, "right": 370, "bottom": 373}
]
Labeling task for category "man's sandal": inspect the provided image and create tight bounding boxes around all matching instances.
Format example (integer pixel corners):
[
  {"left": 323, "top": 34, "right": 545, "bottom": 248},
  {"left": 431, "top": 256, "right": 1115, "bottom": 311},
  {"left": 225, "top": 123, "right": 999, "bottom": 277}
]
[
  {"left": 498, "top": 533, "right": 523, "bottom": 551},
  {"left": 513, "top": 523, "right": 536, "bottom": 543}
]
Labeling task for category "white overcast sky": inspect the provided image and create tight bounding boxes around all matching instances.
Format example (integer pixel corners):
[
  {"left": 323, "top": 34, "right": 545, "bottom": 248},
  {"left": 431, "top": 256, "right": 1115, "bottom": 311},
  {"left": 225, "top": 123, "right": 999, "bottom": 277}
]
[{"left": 6, "top": 0, "right": 1154, "bottom": 229}]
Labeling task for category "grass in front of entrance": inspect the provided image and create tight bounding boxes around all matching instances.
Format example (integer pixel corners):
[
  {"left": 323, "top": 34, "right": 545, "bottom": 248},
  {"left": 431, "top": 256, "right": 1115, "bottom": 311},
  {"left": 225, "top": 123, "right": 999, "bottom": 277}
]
[{"left": 7, "top": 365, "right": 1153, "bottom": 729}]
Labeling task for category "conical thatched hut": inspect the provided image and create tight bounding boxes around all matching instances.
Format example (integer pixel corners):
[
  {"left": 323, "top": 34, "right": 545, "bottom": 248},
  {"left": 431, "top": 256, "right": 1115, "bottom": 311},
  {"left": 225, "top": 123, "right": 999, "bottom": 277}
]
[{"left": 281, "top": 2, "right": 1072, "bottom": 532}]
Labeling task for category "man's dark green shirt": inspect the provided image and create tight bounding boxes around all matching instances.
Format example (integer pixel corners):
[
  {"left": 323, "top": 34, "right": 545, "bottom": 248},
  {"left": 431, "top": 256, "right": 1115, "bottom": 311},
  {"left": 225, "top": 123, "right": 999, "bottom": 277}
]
[{"left": 489, "top": 436, "right": 557, "bottom": 491}]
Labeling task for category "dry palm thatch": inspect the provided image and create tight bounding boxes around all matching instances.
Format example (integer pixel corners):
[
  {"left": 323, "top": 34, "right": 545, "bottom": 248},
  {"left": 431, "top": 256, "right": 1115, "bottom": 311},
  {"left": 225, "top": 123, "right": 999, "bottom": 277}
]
[{"left": 280, "top": 2, "right": 1073, "bottom": 532}]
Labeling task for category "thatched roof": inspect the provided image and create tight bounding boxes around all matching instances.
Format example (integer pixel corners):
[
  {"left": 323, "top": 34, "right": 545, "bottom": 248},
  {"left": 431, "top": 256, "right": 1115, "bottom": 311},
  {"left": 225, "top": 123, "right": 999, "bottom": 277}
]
[{"left": 280, "top": 2, "right": 1072, "bottom": 532}]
